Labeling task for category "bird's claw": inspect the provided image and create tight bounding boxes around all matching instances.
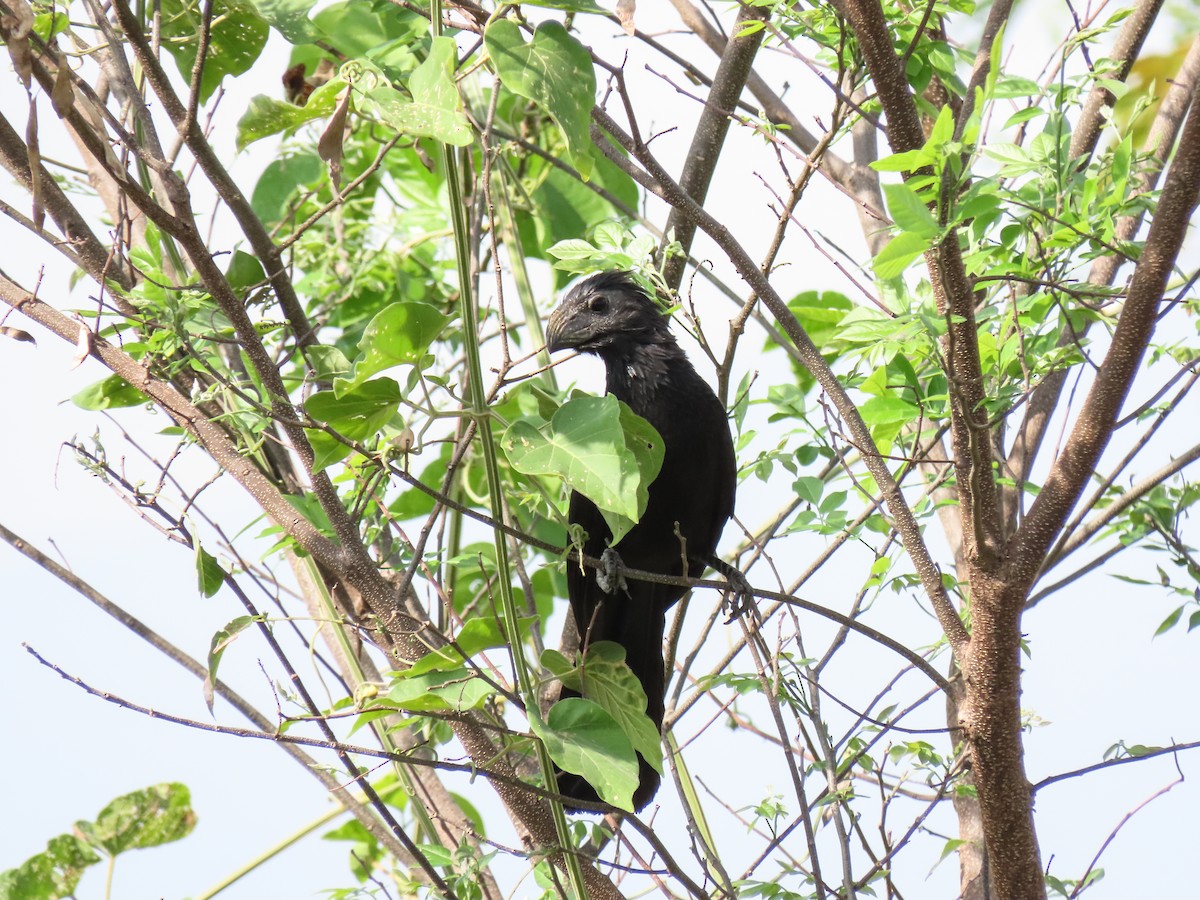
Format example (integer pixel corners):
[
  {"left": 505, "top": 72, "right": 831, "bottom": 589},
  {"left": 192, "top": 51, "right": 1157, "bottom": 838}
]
[
  {"left": 596, "top": 547, "right": 629, "bottom": 596},
  {"left": 719, "top": 564, "right": 755, "bottom": 623}
]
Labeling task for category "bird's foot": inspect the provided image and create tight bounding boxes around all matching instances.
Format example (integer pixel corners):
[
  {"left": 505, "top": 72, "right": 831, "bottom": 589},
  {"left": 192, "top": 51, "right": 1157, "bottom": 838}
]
[
  {"left": 706, "top": 555, "right": 754, "bottom": 622},
  {"left": 596, "top": 547, "right": 629, "bottom": 596}
]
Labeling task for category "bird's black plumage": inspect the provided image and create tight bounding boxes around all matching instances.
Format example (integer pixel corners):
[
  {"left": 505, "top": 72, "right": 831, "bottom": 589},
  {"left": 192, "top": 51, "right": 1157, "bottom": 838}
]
[{"left": 545, "top": 271, "right": 737, "bottom": 811}]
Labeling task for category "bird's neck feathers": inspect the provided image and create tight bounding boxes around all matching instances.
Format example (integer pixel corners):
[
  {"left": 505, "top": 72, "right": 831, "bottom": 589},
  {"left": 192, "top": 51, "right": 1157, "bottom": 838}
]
[{"left": 601, "top": 338, "right": 691, "bottom": 409}]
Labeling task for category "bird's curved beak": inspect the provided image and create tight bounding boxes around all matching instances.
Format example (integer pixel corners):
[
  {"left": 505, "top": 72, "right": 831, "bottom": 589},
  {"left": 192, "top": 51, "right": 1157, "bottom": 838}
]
[{"left": 545, "top": 304, "right": 576, "bottom": 353}]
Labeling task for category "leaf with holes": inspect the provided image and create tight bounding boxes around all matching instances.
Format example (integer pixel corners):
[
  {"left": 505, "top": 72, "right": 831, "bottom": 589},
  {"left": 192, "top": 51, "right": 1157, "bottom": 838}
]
[
  {"left": 543, "top": 641, "right": 662, "bottom": 774},
  {"left": 359, "top": 37, "right": 472, "bottom": 146},
  {"left": 485, "top": 19, "right": 595, "bottom": 177}
]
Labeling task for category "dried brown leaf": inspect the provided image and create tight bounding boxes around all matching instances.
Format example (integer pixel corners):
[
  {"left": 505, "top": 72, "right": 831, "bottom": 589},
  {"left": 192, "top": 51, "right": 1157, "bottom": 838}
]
[
  {"left": 26, "top": 100, "right": 43, "bottom": 232},
  {"left": 318, "top": 88, "right": 352, "bottom": 195},
  {"left": 51, "top": 55, "right": 75, "bottom": 112},
  {"left": 70, "top": 315, "right": 93, "bottom": 369},
  {"left": 616, "top": 0, "right": 636, "bottom": 36},
  {"left": 0, "top": 326, "right": 36, "bottom": 345},
  {"left": 0, "top": 0, "right": 35, "bottom": 90}
]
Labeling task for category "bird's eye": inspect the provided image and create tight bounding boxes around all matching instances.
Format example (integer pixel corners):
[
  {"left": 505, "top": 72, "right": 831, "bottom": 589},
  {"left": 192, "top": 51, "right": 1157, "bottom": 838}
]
[{"left": 588, "top": 295, "right": 609, "bottom": 313}]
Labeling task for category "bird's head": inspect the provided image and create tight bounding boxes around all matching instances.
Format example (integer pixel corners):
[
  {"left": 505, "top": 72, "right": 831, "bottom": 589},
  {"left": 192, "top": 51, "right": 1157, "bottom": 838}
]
[{"left": 546, "top": 271, "right": 675, "bottom": 357}]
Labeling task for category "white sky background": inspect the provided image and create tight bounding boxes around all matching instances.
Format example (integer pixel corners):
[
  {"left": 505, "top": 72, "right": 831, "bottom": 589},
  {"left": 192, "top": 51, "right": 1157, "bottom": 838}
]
[{"left": 2, "top": 2, "right": 1199, "bottom": 897}]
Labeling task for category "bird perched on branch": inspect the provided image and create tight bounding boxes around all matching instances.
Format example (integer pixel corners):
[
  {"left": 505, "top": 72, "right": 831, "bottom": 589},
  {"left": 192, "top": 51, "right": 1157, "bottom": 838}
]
[{"left": 545, "top": 270, "right": 738, "bottom": 811}]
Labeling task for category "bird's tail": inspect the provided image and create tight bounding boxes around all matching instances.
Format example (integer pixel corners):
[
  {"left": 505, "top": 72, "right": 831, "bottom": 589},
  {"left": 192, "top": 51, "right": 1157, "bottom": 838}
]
[{"left": 555, "top": 596, "right": 667, "bottom": 812}]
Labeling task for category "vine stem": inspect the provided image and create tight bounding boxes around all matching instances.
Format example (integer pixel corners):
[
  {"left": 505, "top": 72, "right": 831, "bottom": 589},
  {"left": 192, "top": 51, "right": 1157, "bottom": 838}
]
[{"left": 431, "top": 3, "right": 590, "bottom": 897}]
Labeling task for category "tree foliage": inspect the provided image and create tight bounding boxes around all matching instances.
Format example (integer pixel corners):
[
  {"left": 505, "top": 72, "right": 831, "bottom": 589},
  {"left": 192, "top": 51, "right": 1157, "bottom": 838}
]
[{"left": 2, "top": 1, "right": 1199, "bottom": 898}]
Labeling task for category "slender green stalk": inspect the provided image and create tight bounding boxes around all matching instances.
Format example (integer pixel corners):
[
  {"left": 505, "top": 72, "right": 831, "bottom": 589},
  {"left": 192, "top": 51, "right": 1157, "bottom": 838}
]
[
  {"left": 493, "top": 160, "right": 557, "bottom": 389},
  {"left": 432, "top": 3, "right": 588, "bottom": 896},
  {"left": 304, "top": 558, "right": 443, "bottom": 846},
  {"left": 666, "top": 731, "right": 733, "bottom": 894},
  {"left": 196, "top": 803, "right": 347, "bottom": 899}
]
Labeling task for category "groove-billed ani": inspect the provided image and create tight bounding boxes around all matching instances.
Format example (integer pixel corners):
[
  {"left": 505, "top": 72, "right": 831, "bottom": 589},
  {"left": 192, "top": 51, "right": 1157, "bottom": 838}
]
[{"left": 545, "top": 271, "right": 737, "bottom": 811}]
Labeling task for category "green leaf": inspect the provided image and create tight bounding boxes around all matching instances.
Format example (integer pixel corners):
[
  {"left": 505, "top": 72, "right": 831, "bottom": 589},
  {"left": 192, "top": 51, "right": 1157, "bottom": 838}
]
[
  {"left": 1155, "top": 605, "right": 1184, "bottom": 636},
  {"left": 859, "top": 394, "right": 920, "bottom": 427},
  {"left": 203, "top": 615, "right": 260, "bottom": 712},
  {"left": 386, "top": 668, "right": 493, "bottom": 711},
  {"left": 159, "top": 0, "right": 268, "bottom": 104},
  {"left": 501, "top": 394, "right": 664, "bottom": 544},
  {"left": 545, "top": 641, "right": 663, "bottom": 774},
  {"left": 786, "top": 290, "right": 853, "bottom": 351},
  {"left": 0, "top": 834, "right": 100, "bottom": 900},
  {"left": 312, "top": 0, "right": 424, "bottom": 58},
  {"left": 872, "top": 231, "right": 930, "bottom": 279},
  {"left": 485, "top": 19, "right": 595, "bottom": 177},
  {"left": 335, "top": 302, "right": 449, "bottom": 394},
  {"left": 73, "top": 784, "right": 196, "bottom": 856},
  {"left": 250, "top": 152, "right": 322, "bottom": 224},
  {"left": 521, "top": 0, "right": 606, "bottom": 11},
  {"left": 399, "top": 616, "right": 537, "bottom": 677},
  {"left": 883, "top": 182, "right": 940, "bottom": 240},
  {"left": 305, "top": 377, "right": 401, "bottom": 441},
  {"left": 870, "top": 147, "right": 932, "bottom": 173},
  {"left": 72, "top": 375, "right": 145, "bottom": 410},
  {"left": 70, "top": 787, "right": 196, "bottom": 854},
  {"left": 225, "top": 249, "right": 266, "bottom": 291},
  {"left": 793, "top": 475, "right": 823, "bottom": 505},
  {"left": 359, "top": 37, "right": 472, "bottom": 146},
  {"left": 306, "top": 346, "right": 352, "bottom": 382},
  {"left": 246, "top": 0, "right": 320, "bottom": 43},
  {"left": 195, "top": 543, "right": 226, "bottom": 598},
  {"left": 531, "top": 698, "right": 639, "bottom": 810},
  {"left": 236, "top": 78, "right": 343, "bottom": 151},
  {"left": 305, "top": 428, "right": 352, "bottom": 472}
]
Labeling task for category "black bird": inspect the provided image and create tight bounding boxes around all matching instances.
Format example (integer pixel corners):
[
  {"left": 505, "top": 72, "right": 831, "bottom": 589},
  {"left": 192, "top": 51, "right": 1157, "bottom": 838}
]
[{"left": 545, "top": 271, "right": 737, "bottom": 811}]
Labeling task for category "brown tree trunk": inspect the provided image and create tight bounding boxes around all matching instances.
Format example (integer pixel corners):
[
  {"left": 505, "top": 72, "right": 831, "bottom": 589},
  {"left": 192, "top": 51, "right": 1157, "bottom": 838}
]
[{"left": 964, "top": 571, "right": 1043, "bottom": 898}]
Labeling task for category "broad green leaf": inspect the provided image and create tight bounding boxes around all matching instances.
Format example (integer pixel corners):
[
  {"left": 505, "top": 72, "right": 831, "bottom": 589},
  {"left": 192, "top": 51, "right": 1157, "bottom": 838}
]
[
  {"left": 312, "top": 0, "right": 424, "bottom": 59},
  {"left": 993, "top": 75, "right": 1043, "bottom": 99},
  {"left": 335, "top": 302, "right": 449, "bottom": 394},
  {"left": 72, "top": 374, "right": 145, "bottom": 410},
  {"left": 74, "top": 784, "right": 197, "bottom": 855},
  {"left": 873, "top": 232, "right": 930, "bottom": 279},
  {"left": 527, "top": 153, "right": 639, "bottom": 262},
  {"left": 501, "top": 394, "right": 663, "bottom": 544},
  {"left": 925, "top": 103, "right": 954, "bottom": 155},
  {"left": 195, "top": 543, "right": 226, "bottom": 598},
  {"left": 203, "top": 615, "right": 260, "bottom": 712},
  {"left": 359, "top": 37, "right": 472, "bottom": 146},
  {"left": 305, "top": 428, "right": 352, "bottom": 472},
  {"left": 225, "top": 249, "right": 266, "bottom": 291},
  {"left": 859, "top": 394, "right": 921, "bottom": 427},
  {"left": 236, "top": 78, "right": 343, "bottom": 151},
  {"left": 159, "top": 0, "right": 268, "bottom": 104},
  {"left": 883, "top": 182, "right": 940, "bottom": 240},
  {"left": 0, "top": 834, "right": 100, "bottom": 900},
  {"left": 398, "top": 615, "right": 537, "bottom": 677},
  {"left": 870, "top": 147, "right": 932, "bottom": 173},
  {"left": 485, "top": 19, "right": 595, "bottom": 177},
  {"left": 531, "top": 698, "right": 639, "bottom": 810},
  {"left": 306, "top": 346, "right": 352, "bottom": 381},
  {"left": 247, "top": 0, "right": 320, "bottom": 43},
  {"left": 522, "top": 0, "right": 606, "bottom": 11},
  {"left": 386, "top": 668, "right": 493, "bottom": 711},
  {"left": 544, "top": 641, "right": 663, "bottom": 774},
  {"left": 786, "top": 290, "right": 853, "bottom": 352},
  {"left": 306, "top": 377, "right": 401, "bottom": 439},
  {"left": 793, "top": 475, "right": 823, "bottom": 505},
  {"left": 250, "top": 152, "right": 322, "bottom": 223}
]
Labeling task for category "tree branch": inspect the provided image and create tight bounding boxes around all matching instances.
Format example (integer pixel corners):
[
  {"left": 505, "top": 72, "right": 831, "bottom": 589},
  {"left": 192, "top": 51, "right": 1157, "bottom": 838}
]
[
  {"left": 661, "top": 2, "right": 769, "bottom": 291},
  {"left": 1009, "top": 97, "right": 1200, "bottom": 590}
]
